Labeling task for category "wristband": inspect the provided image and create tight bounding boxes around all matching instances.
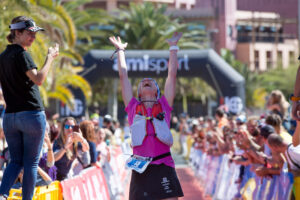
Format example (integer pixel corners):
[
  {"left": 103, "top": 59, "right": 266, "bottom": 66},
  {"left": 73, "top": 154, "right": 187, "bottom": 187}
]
[
  {"left": 110, "top": 48, "right": 125, "bottom": 60},
  {"left": 290, "top": 94, "right": 300, "bottom": 102},
  {"left": 169, "top": 45, "right": 179, "bottom": 51}
]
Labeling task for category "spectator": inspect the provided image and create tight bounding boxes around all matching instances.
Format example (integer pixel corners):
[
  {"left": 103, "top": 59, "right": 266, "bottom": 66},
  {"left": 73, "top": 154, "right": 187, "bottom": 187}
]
[
  {"left": 215, "top": 108, "right": 228, "bottom": 129},
  {"left": 90, "top": 113, "right": 100, "bottom": 128},
  {"left": 266, "top": 90, "right": 289, "bottom": 119},
  {"left": 96, "top": 128, "right": 111, "bottom": 165},
  {"left": 267, "top": 133, "right": 300, "bottom": 176},
  {"left": 36, "top": 123, "right": 56, "bottom": 185},
  {"left": 266, "top": 114, "right": 292, "bottom": 143},
  {"left": 80, "top": 120, "right": 100, "bottom": 168},
  {"left": 113, "top": 120, "right": 122, "bottom": 145},
  {"left": 0, "top": 16, "right": 59, "bottom": 200},
  {"left": 267, "top": 133, "right": 300, "bottom": 200},
  {"left": 103, "top": 114, "right": 115, "bottom": 134},
  {"left": 179, "top": 113, "right": 190, "bottom": 157},
  {"left": 53, "top": 117, "right": 89, "bottom": 181}
]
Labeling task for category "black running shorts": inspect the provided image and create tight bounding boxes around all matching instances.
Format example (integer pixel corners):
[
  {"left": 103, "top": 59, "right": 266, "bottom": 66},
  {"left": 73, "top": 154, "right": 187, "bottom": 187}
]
[{"left": 129, "top": 164, "right": 184, "bottom": 200}]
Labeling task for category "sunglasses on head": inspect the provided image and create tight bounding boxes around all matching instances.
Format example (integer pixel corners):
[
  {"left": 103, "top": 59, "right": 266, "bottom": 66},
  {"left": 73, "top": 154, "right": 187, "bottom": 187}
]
[{"left": 64, "top": 124, "right": 74, "bottom": 129}]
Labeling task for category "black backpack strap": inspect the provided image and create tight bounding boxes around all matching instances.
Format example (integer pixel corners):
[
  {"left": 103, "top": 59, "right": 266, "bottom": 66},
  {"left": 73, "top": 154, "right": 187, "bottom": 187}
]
[
  {"left": 286, "top": 144, "right": 300, "bottom": 169},
  {"left": 152, "top": 152, "right": 171, "bottom": 162}
]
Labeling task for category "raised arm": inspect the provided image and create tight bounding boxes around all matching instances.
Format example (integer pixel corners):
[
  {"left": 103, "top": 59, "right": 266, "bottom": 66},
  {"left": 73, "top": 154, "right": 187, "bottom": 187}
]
[
  {"left": 109, "top": 36, "right": 133, "bottom": 106},
  {"left": 164, "top": 32, "right": 182, "bottom": 107}
]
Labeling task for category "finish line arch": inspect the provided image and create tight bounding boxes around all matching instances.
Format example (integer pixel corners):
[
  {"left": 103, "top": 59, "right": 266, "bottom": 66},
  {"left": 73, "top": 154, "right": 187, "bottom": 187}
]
[{"left": 59, "top": 49, "right": 245, "bottom": 118}]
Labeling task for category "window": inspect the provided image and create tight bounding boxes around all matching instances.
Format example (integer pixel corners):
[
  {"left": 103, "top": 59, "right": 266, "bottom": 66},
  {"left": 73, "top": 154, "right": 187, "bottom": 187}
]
[
  {"left": 266, "top": 51, "right": 272, "bottom": 70},
  {"left": 254, "top": 50, "right": 260, "bottom": 71},
  {"left": 277, "top": 51, "right": 283, "bottom": 68},
  {"left": 289, "top": 51, "right": 295, "bottom": 65}
]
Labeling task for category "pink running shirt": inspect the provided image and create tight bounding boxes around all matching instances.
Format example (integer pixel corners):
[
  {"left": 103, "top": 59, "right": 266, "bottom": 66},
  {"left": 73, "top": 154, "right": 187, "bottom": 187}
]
[{"left": 125, "top": 95, "right": 175, "bottom": 168}]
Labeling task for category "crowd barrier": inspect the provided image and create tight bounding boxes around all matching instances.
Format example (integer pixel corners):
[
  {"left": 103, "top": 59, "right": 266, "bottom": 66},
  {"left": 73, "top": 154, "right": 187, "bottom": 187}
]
[
  {"left": 7, "top": 145, "right": 131, "bottom": 200},
  {"left": 189, "top": 147, "right": 295, "bottom": 200}
]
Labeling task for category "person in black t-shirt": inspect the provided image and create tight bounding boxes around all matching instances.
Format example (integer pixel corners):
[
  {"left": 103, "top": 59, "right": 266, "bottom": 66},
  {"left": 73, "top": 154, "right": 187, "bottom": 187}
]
[{"left": 0, "top": 16, "right": 59, "bottom": 200}]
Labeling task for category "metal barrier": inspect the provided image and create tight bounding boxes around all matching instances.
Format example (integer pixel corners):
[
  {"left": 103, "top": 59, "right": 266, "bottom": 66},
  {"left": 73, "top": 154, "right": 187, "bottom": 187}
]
[
  {"left": 189, "top": 147, "right": 294, "bottom": 200},
  {"left": 7, "top": 143, "right": 131, "bottom": 200}
]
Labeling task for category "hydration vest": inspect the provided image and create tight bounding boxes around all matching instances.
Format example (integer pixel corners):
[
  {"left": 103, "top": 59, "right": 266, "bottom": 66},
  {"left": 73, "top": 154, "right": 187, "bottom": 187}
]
[{"left": 130, "top": 102, "right": 173, "bottom": 147}]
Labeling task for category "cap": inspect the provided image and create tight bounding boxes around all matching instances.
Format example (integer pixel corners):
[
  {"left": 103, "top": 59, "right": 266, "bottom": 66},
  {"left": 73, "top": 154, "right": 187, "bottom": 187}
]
[
  {"left": 104, "top": 114, "right": 112, "bottom": 123},
  {"left": 236, "top": 115, "right": 247, "bottom": 124},
  {"left": 90, "top": 113, "right": 99, "bottom": 120},
  {"left": 9, "top": 20, "right": 44, "bottom": 32},
  {"left": 259, "top": 125, "right": 275, "bottom": 139},
  {"left": 192, "top": 119, "right": 199, "bottom": 125}
]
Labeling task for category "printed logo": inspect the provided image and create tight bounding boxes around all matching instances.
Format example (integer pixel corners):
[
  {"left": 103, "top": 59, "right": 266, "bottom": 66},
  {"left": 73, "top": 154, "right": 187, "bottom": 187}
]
[
  {"left": 161, "top": 177, "right": 172, "bottom": 193},
  {"left": 113, "top": 54, "right": 190, "bottom": 74}
]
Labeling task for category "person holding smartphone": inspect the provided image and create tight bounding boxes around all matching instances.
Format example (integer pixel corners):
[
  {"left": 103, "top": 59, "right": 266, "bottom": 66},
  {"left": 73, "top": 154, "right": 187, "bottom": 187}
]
[
  {"left": 53, "top": 117, "right": 89, "bottom": 181},
  {"left": 0, "top": 16, "right": 59, "bottom": 200}
]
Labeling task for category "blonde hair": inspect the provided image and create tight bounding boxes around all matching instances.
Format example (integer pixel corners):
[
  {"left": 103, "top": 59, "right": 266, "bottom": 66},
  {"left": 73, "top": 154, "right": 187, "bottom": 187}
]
[{"left": 268, "top": 90, "right": 289, "bottom": 117}]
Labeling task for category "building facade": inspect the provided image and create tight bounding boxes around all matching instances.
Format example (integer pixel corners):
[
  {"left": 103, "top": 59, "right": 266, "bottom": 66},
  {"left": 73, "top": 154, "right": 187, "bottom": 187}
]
[
  {"left": 66, "top": 0, "right": 299, "bottom": 71},
  {"left": 80, "top": 0, "right": 196, "bottom": 11},
  {"left": 192, "top": 0, "right": 299, "bottom": 71}
]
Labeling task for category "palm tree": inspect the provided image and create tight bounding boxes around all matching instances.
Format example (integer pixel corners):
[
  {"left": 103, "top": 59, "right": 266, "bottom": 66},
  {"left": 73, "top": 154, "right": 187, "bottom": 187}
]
[
  {"left": 62, "top": 0, "right": 110, "bottom": 55},
  {"left": 90, "top": 2, "right": 212, "bottom": 114},
  {"left": 99, "top": 2, "right": 207, "bottom": 50},
  {"left": 0, "top": 0, "right": 92, "bottom": 109}
]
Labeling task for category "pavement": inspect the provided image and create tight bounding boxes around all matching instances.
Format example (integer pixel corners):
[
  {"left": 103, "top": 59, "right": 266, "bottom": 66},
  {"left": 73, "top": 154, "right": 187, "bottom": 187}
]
[{"left": 173, "top": 153, "right": 211, "bottom": 200}]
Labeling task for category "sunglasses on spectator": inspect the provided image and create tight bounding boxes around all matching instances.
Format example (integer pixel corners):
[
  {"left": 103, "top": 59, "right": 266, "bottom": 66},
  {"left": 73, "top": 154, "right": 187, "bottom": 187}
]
[{"left": 64, "top": 124, "right": 74, "bottom": 129}]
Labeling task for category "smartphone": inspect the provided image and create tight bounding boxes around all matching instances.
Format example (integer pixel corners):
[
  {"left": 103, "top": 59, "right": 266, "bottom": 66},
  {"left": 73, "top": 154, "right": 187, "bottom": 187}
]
[{"left": 73, "top": 125, "right": 80, "bottom": 132}]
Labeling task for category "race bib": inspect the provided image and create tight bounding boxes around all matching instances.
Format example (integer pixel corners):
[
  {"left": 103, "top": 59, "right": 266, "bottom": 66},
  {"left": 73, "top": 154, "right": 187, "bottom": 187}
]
[{"left": 126, "top": 155, "right": 152, "bottom": 174}]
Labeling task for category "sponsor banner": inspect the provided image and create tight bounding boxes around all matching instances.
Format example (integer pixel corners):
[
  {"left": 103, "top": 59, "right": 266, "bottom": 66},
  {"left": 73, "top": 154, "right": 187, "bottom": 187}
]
[
  {"left": 111, "top": 146, "right": 127, "bottom": 182},
  {"left": 190, "top": 149, "right": 293, "bottom": 199},
  {"left": 61, "top": 167, "right": 110, "bottom": 200}
]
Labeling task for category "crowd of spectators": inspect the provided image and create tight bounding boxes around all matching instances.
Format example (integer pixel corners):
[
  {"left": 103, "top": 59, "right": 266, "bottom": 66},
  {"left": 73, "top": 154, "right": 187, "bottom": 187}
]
[
  {"left": 171, "top": 90, "right": 300, "bottom": 198},
  {"left": 0, "top": 87, "right": 298, "bottom": 198},
  {"left": 0, "top": 107, "right": 125, "bottom": 190}
]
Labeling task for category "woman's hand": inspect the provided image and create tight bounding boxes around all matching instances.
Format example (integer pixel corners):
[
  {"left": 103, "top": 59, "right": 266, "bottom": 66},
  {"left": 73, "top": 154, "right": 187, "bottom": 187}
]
[
  {"left": 44, "top": 133, "right": 52, "bottom": 149},
  {"left": 64, "top": 135, "right": 74, "bottom": 149},
  {"left": 109, "top": 36, "right": 128, "bottom": 50},
  {"left": 166, "top": 32, "right": 182, "bottom": 46},
  {"left": 47, "top": 43, "right": 59, "bottom": 60},
  {"left": 73, "top": 132, "right": 84, "bottom": 143}
]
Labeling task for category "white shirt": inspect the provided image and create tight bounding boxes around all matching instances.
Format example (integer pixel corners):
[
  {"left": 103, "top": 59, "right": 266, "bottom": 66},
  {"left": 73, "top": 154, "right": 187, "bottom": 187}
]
[{"left": 285, "top": 144, "right": 300, "bottom": 171}]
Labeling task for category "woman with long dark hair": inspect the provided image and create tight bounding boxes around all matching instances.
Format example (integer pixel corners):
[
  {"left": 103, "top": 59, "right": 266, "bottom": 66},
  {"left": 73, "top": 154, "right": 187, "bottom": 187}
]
[
  {"left": 53, "top": 117, "right": 89, "bottom": 181},
  {"left": 0, "top": 16, "right": 59, "bottom": 200}
]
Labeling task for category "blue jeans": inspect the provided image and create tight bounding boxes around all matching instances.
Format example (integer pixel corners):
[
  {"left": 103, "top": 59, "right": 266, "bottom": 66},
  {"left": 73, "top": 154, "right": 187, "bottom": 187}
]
[{"left": 0, "top": 111, "right": 46, "bottom": 200}]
